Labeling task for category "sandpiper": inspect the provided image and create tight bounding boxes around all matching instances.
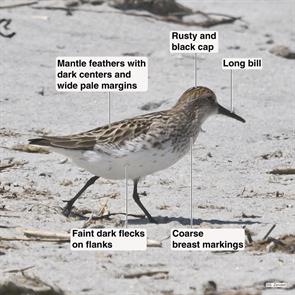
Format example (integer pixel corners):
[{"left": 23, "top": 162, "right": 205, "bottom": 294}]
[{"left": 29, "top": 86, "right": 245, "bottom": 223}]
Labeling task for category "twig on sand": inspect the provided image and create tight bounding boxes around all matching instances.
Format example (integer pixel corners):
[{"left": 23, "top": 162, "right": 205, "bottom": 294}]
[
  {"left": 0, "top": 270, "right": 64, "bottom": 294},
  {"left": 123, "top": 270, "right": 169, "bottom": 279},
  {"left": 21, "top": 228, "right": 70, "bottom": 240},
  {"left": 267, "top": 237, "right": 285, "bottom": 246},
  {"left": 0, "top": 228, "right": 70, "bottom": 243},
  {"left": 8, "top": 144, "right": 50, "bottom": 154},
  {"left": 1, "top": 227, "right": 162, "bottom": 248},
  {"left": 82, "top": 213, "right": 95, "bottom": 228},
  {"left": 263, "top": 224, "right": 276, "bottom": 240},
  {"left": 244, "top": 227, "right": 253, "bottom": 243},
  {"left": 0, "top": 19, "right": 16, "bottom": 38},
  {"left": 4, "top": 265, "right": 35, "bottom": 273},
  {"left": 160, "top": 235, "right": 171, "bottom": 242},
  {"left": 268, "top": 168, "right": 295, "bottom": 175},
  {"left": 0, "top": 160, "right": 27, "bottom": 172},
  {"left": 0, "top": 214, "right": 21, "bottom": 218},
  {"left": 0, "top": 1, "right": 38, "bottom": 9},
  {"left": 0, "top": 236, "right": 69, "bottom": 242},
  {"left": 0, "top": 163, "right": 15, "bottom": 171},
  {"left": 82, "top": 201, "right": 110, "bottom": 227},
  {"left": 0, "top": 224, "right": 19, "bottom": 228}
]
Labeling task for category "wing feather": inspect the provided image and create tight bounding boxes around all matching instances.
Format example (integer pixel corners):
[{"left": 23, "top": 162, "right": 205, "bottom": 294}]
[{"left": 29, "top": 110, "right": 170, "bottom": 153}]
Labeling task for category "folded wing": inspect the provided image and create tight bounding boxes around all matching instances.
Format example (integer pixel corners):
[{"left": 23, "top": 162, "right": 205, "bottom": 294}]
[{"left": 29, "top": 111, "right": 169, "bottom": 156}]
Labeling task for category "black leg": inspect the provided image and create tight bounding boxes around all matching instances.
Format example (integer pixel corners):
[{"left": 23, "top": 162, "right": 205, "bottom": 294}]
[
  {"left": 132, "top": 179, "right": 157, "bottom": 224},
  {"left": 62, "top": 176, "right": 99, "bottom": 217}
]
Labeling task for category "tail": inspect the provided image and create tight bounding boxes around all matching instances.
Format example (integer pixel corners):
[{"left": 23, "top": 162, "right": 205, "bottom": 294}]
[
  {"left": 29, "top": 135, "right": 96, "bottom": 150},
  {"left": 28, "top": 138, "right": 51, "bottom": 147}
]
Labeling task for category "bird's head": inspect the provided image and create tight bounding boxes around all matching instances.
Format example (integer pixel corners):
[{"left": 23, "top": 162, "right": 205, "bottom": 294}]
[{"left": 174, "top": 86, "right": 245, "bottom": 123}]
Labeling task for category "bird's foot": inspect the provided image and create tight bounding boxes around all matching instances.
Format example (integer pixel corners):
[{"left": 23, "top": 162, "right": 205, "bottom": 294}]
[
  {"left": 62, "top": 200, "right": 74, "bottom": 217},
  {"left": 148, "top": 216, "right": 158, "bottom": 224}
]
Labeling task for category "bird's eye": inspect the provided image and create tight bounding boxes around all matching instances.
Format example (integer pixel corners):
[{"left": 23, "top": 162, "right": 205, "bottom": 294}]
[{"left": 210, "top": 97, "right": 216, "bottom": 105}]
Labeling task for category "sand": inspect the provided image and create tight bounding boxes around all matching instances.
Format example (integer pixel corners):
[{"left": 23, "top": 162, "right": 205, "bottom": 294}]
[{"left": 0, "top": 0, "right": 294, "bottom": 294}]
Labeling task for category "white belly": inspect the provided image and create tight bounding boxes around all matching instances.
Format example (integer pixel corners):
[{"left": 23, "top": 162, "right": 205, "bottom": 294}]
[{"left": 51, "top": 144, "right": 188, "bottom": 180}]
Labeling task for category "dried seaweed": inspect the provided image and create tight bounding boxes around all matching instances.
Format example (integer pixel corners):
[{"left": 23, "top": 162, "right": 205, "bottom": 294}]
[
  {"left": 31, "top": 0, "right": 241, "bottom": 28},
  {"left": 110, "top": 0, "right": 192, "bottom": 17},
  {"left": 0, "top": 19, "right": 16, "bottom": 38},
  {"left": 247, "top": 234, "right": 295, "bottom": 254},
  {"left": 268, "top": 168, "right": 295, "bottom": 175},
  {"left": 0, "top": 273, "right": 65, "bottom": 295}
]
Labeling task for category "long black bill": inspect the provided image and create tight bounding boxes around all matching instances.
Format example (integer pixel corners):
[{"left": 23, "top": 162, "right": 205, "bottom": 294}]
[{"left": 217, "top": 104, "right": 246, "bottom": 123}]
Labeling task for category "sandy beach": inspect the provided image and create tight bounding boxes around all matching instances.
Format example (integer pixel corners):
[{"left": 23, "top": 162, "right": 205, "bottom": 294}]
[{"left": 1, "top": 0, "right": 294, "bottom": 294}]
